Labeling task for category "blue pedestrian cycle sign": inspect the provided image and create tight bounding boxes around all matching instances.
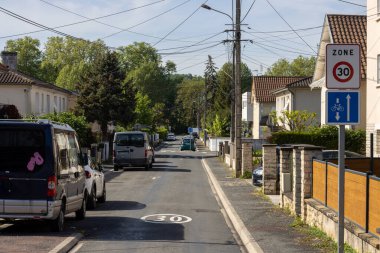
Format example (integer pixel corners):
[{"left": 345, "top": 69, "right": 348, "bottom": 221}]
[{"left": 326, "top": 90, "right": 360, "bottom": 125}]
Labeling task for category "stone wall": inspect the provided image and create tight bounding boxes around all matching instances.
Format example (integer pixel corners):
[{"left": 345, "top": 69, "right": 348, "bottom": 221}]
[{"left": 242, "top": 142, "right": 253, "bottom": 175}]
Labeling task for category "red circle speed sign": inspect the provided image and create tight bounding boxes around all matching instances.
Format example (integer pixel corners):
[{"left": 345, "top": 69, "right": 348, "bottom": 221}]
[{"left": 332, "top": 61, "right": 354, "bottom": 83}]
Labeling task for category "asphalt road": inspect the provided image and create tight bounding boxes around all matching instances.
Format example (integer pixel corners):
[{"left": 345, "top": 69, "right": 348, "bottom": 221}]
[{"left": 69, "top": 137, "right": 242, "bottom": 253}]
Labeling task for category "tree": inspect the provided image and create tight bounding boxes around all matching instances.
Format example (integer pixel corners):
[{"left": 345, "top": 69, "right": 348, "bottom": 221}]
[
  {"left": 134, "top": 91, "right": 153, "bottom": 126},
  {"left": 204, "top": 55, "right": 218, "bottom": 109},
  {"left": 175, "top": 77, "right": 205, "bottom": 128},
  {"left": 270, "top": 110, "right": 317, "bottom": 132},
  {"left": 76, "top": 51, "right": 135, "bottom": 140},
  {"left": 5, "top": 37, "right": 42, "bottom": 78},
  {"left": 41, "top": 37, "right": 108, "bottom": 90},
  {"left": 39, "top": 112, "right": 94, "bottom": 147},
  {"left": 265, "top": 56, "right": 316, "bottom": 76}
]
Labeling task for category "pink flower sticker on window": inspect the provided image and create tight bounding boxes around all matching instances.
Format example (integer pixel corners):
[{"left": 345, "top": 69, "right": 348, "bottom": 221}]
[{"left": 27, "top": 152, "right": 44, "bottom": 172}]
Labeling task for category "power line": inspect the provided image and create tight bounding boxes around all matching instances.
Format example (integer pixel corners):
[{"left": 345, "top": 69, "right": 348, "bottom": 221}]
[
  {"left": 263, "top": 0, "right": 317, "bottom": 54},
  {"left": 153, "top": 0, "right": 209, "bottom": 46},
  {"left": 337, "top": 0, "right": 366, "bottom": 7},
  {"left": 241, "top": 0, "right": 257, "bottom": 22},
  {"left": 159, "top": 42, "right": 223, "bottom": 55},
  {"left": 245, "top": 25, "right": 323, "bottom": 34},
  {"left": 177, "top": 52, "right": 227, "bottom": 72},
  {"left": 101, "top": 0, "right": 191, "bottom": 40},
  {"left": 157, "top": 39, "right": 221, "bottom": 51},
  {"left": 242, "top": 54, "right": 270, "bottom": 67},
  {"left": 252, "top": 40, "right": 316, "bottom": 56}
]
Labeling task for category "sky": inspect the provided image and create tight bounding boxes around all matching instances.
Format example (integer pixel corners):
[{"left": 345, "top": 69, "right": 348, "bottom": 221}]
[{"left": 0, "top": 0, "right": 366, "bottom": 76}]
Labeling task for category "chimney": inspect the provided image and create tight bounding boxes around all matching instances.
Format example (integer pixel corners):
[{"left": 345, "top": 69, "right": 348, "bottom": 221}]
[{"left": 1, "top": 51, "right": 17, "bottom": 70}]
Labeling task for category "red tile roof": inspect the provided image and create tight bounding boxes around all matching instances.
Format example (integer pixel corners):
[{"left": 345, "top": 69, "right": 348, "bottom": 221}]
[
  {"left": 252, "top": 76, "right": 307, "bottom": 103},
  {"left": 327, "top": 14, "right": 366, "bottom": 78},
  {"left": 0, "top": 67, "right": 74, "bottom": 94}
]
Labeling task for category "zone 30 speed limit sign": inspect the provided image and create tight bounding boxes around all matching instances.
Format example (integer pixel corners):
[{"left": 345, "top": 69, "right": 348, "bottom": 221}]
[{"left": 326, "top": 44, "right": 360, "bottom": 89}]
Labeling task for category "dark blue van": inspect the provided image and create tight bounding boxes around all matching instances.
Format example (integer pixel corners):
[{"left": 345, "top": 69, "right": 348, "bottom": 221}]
[{"left": 0, "top": 119, "right": 87, "bottom": 231}]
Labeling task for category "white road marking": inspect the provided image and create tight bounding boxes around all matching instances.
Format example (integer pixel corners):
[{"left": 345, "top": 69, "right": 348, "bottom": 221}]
[{"left": 141, "top": 214, "right": 192, "bottom": 224}]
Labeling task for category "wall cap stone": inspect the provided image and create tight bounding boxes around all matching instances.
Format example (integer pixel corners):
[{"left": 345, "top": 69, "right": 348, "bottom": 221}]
[
  {"left": 263, "top": 144, "right": 277, "bottom": 147},
  {"left": 305, "top": 199, "right": 380, "bottom": 249}
]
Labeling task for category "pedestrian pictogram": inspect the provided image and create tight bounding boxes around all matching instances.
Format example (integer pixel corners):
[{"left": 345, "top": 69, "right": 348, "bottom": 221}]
[{"left": 326, "top": 44, "right": 360, "bottom": 89}]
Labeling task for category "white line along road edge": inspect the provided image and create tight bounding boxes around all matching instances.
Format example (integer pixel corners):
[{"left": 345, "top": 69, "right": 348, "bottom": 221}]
[{"left": 201, "top": 159, "right": 263, "bottom": 253}]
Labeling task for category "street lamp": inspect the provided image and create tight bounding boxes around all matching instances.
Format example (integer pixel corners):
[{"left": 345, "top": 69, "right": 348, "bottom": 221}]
[{"left": 201, "top": 3, "right": 242, "bottom": 177}]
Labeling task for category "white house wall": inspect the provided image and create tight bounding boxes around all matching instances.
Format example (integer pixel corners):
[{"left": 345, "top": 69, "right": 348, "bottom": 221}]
[
  {"left": 0, "top": 85, "right": 29, "bottom": 115},
  {"left": 366, "top": 0, "right": 380, "bottom": 156},
  {"left": 294, "top": 89, "right": 321, "bottom": 125}
]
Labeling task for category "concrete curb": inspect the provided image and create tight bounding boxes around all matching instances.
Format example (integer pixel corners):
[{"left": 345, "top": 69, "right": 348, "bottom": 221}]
[
  {"left": 48, "top": 233, "right": 83, "bottom": 253},
  {"left": 201, "top": 159, "right": 264, "bottom": 253}
]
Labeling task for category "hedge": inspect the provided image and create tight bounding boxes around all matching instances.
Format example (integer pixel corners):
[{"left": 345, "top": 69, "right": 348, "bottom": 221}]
[{"left": 269, "top": 126, "right": 366, "bottom": 154}]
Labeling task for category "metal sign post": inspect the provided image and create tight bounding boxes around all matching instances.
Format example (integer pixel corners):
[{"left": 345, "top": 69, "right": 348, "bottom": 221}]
[
  {"left": 325, "top": 43, "right": 361, "bottom": 253},
  {"left": 338, "top": 125, "right": 345, "bottom": 253}
]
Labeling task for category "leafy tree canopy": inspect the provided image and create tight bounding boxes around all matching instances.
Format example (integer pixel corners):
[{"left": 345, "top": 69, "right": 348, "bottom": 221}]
[
  {"left": 6, "top": 37, "right": 42, "bottom": 78},
  {"left": 265, "top": 56, "right": 316, "bottom": 76}
]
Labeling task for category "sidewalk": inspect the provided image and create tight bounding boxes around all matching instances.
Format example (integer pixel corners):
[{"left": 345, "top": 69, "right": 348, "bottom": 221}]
[{"left": 200, "top": 145, "right": 321, "bottom": 252}]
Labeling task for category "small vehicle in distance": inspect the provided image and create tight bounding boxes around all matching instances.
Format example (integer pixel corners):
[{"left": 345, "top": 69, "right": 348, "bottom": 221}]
[
  {"left": 83, "top": 155, "right": 106, "bottom": 209},
  {"left": 167, "top": 132, "right": 176, "bottom": 141},
  {"left": 180, "top": 137, "right": 196, "bottom": 151},
  {"left": 322, "top": 150, "right": 365, "bottom": 160}
]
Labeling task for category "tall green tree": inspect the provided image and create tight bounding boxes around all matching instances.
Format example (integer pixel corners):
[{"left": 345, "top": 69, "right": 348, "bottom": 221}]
[
  {"left": 5, "top": 37, "right": 42, "bottom": 77},
  {"left": 41, "top": 37, "right": 108, "bottom": 90},
  {"left": 76, "top": 51, "right": 135, "bottom": 139},
  {"left": 265, "top": 55, "right": 316, "bottom": 76},
  {"left": 134, "top": 91, "right": 153, "bottom": 126}
]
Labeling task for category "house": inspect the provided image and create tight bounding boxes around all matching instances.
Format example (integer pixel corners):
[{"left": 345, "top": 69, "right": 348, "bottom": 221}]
[
  {"left": 310, "top": 14, "right": 367, "bottom": 130},
  {"left": 272, "top": 76, "right": 321, "bottom": 129},
  {"left": 0, "top": 52, "right": 77, "bottom": 117},
  {"left": 366, "top": 0, "right": 380, "bottom": 156},
  {"left": 242, "top": 91, "right": 253, "bottom": 135},
  {"left": 251, "top": 76, "right": 306, "bottom": 139}
]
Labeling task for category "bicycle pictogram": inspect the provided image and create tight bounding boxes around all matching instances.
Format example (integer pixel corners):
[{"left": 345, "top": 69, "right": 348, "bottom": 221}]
[{"left": 331, "top": 103, "right": 344, "bottom": 112}]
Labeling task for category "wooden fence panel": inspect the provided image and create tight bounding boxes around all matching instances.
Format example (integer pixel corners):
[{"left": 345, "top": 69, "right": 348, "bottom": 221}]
[
  {"left": 327, "top": 163, "right": 338, "bottom": 210},
  {"left": 369, "top": 177, "right": 380, "bottom": 236},
  {"left": 327, "top": 158, "right": 380, "bottom": 177},
  {"left": 312, "top": 160, "right": 326, "bottom": 204},
  {"left": 344, "top": 171, "right": 366, "bottom": 228}
]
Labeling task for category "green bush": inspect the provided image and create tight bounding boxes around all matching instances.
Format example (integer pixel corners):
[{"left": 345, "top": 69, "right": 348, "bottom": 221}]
[
  {"left": 240, "top": 170, "right": 252, "bottom": 179},
  {"left": 156, "top": 126, "right": 168, "bottom": 140},
  {"left": 37, "top": 112, "right": 95, "bottom": 148},
  {"left": 269, "top": 126, "right": 365, "bottom": 154}
]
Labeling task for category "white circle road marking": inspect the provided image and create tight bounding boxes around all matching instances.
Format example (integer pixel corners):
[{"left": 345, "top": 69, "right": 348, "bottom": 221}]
[{"left": 141, "top": 214, "right": 192, "bottom": 224}]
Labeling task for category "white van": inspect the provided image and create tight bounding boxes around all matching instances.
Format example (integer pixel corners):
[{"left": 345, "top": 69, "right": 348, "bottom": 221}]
[{"left": 113, "top": 131, "right": 154, "bottom": 171}]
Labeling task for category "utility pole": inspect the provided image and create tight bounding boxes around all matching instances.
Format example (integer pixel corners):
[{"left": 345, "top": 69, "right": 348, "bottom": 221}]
[
  {"left": 234, "top": 0, "right": 242, "bottom": 177},
  {"left": 230, "top": 39, "right": 235, "bottom": 146}
]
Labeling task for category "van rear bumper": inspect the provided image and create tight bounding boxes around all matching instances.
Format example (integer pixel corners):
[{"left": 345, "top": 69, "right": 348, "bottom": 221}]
[
  {"left": 0, "top": 200, "right": 62, "bottom": 220},
  {"left": 114, "top": 158, "right": 148, "bottom": 167}
]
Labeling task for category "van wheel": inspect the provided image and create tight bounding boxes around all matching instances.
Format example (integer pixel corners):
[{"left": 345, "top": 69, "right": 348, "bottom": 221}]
[
  {"left": 87, "top": 185, "right": 96, "bottom": 210},
  {"left": 114, "top": 165, "right": 119, "bottom": 171},
  {"left": 98, "top": 183, "right": 106, "bottom": 203},
  {"left": 145, "top": 163, "right": 149, "bottom": 171},
  {"left": 75, "top": 196, "right": 86, "bottom": 220},
  {"left": 51, "top": 207, "right": 65, "bottom": 232}
]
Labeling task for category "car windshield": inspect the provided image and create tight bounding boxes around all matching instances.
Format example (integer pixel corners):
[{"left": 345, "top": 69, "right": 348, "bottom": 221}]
[{"left": 0, "top": 129, "right": 45, "bottom": 173}]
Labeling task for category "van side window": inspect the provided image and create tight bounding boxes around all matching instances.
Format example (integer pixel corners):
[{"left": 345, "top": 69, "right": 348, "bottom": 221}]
[
  {"left": 55, "top": 132, "right": 70, "bottom": 175},
  {"left": 68, "top": 133, "right": 79, "bottom": 168},
  {"left": 130, "top": 134, "right": 144, "bottom": 147}
]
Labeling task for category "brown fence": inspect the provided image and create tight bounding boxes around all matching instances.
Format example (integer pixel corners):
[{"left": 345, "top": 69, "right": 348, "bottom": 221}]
[
  {"left": 326, "top": 158, "right": 380, "bottom": 177},
  {"left": 312, "top": 159, "right": 380, "bottom": 236}
]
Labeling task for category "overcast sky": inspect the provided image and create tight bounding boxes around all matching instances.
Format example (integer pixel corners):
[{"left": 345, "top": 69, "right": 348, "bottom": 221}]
[{"left": 0, "top": 0, "right": 366, "bottom": 76}]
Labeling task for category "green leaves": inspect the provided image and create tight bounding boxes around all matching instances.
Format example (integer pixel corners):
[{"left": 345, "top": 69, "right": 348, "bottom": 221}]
[{"left": 265, "top": 56, "right": 316, "bottom": 76}]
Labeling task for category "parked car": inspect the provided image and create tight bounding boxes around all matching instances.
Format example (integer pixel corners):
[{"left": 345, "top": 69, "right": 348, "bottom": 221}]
[
  {"left": 180, "top": 137, "right": 196, "bottom": 151},
  {"left": 167, "top": 132, "right": 176, "bottom": 141},
  {"left": 252, "top": 167, "right": 263, "bottom": 186},
  {"left": 113, "top": 131, "right": 154, "bottom": 171},
  {"left": 322, "top": 150, "right": 365, "bottom": 160},
  {"left": 83, "top": 155, "right": 106, "bottom": 209},
  {"left": 0, "top": 119, "right": 87, "bottom": 232}
]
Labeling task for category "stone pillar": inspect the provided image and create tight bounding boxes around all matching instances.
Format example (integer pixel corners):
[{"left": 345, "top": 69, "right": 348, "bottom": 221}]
[
  {"left": 292, "top": 146, "right": 302, "bottom": 215},
  {"left": 263, "top": 144, "right": 277, "bottom": 194},
  {"left": 300, "top": 146, "right": 323, "bottom": 220},
  {"left": 279, "top": 147, "right": 292, "bottom": 207},
  {"left": 242, "top": 142, "right": 253, "bottom": 176},
  {"left": 224, "top": 141, "right": 229, "bottom": 154}
]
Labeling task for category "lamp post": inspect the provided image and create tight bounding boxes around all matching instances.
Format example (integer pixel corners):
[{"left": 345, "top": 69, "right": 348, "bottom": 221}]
[{"left": 201, "top": 3, "right": 241, "bottom": 177}]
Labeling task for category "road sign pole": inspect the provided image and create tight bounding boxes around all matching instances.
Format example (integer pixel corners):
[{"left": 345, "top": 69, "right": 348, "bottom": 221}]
[{"left": 338, "top": 125, "right": 345, "bottom": 253}]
